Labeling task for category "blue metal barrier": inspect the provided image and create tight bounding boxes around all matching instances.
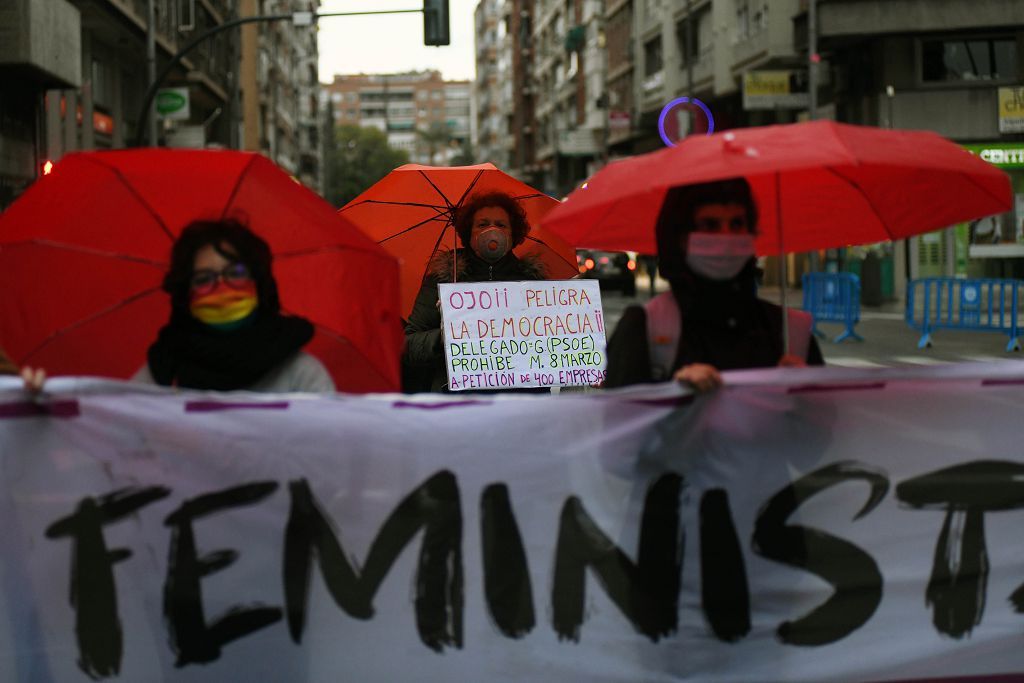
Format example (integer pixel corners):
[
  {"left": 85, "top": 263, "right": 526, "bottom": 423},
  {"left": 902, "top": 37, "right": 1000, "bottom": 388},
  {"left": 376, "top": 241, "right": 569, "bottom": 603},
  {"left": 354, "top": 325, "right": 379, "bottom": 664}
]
[
  {"left": 905, "top": 278, "right": 1024, "bottom": 351},
  {"left": 801, "top": 272, "right": 863, "bottom": 343}
]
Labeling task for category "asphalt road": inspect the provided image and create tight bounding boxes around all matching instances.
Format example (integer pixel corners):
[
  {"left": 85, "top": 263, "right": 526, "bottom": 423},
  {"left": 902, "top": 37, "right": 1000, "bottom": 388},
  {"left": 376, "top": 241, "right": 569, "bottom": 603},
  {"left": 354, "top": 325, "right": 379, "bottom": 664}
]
[{"left": 597, "top": 282, "right": 1022, "bottom": 369}]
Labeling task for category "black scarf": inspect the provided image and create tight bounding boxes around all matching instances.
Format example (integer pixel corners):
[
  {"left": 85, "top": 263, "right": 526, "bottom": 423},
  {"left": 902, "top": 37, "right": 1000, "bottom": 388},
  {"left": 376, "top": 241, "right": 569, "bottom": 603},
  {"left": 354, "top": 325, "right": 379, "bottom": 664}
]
[
  {"left": 668, "top": 260, "right": 783, "bottom": 371},
  {"left": 147, "top": 311, "right": 314, "bottom": 390}
]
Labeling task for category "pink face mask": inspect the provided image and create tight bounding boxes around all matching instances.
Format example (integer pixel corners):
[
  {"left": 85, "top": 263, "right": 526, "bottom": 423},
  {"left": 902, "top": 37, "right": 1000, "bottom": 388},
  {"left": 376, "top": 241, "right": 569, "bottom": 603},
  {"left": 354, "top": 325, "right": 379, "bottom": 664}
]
[{"left": 685, "top": 232, "right": 756, "bottom": 281}]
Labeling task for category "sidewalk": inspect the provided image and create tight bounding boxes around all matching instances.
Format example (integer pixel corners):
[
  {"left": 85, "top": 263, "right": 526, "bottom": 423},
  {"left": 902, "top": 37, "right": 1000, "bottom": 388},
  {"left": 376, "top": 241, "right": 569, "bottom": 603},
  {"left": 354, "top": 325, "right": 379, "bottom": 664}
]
[
  {"left": 632, "top": 282, "right": 1019, "bottom": 367},
  {"left": 757, "top": 286, "right": 1021, "bottom": 367}
]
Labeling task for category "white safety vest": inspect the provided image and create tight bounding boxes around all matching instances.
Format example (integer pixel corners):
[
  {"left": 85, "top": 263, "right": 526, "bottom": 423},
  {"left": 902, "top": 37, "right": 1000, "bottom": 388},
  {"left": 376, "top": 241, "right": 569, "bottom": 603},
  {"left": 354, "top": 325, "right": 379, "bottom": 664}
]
[{"left": 643, "top": 291, "right": 812, "bottom": 380}]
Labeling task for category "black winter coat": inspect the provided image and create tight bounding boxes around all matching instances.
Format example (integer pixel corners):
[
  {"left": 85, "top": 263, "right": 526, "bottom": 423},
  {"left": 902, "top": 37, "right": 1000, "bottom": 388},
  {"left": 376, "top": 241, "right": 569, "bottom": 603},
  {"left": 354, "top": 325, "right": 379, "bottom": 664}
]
[
  {"left": 403, "top": 248, "right": 546, "bottom": 392},
  {"left": 604, "top": 268, "right": 823, "bottom": 388}
]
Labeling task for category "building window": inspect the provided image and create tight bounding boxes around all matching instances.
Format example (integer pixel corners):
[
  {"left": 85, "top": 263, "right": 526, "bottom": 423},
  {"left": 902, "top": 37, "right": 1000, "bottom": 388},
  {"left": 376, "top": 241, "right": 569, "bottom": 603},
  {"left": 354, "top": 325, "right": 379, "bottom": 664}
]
[
  {"left": 922, "top": 38, "right": 1018, "bottom": 82},
  {"left": 331, "top": 92, "right": 342, "bottom": 103},
  {"left": 644, "top": 36, "right": 663, "bottom": 77},
  {"left": 346, "top": 92, "right": 358, "bottom": 102},
  {"left": 736, "top": 0, "right": 749, "bottom": 41}
]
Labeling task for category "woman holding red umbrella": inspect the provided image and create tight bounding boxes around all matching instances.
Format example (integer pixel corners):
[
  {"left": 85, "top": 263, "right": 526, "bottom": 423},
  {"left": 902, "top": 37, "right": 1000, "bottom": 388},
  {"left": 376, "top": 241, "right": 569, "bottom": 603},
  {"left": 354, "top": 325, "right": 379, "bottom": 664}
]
[
  {"left": 604, "top": 178, "right": 823, "bottom": 391},
  {"left": 134, "top": 219, "right": 335, "bottom": 392},
  {"left": 403, "top": 191, "right": 546, "bottom": 392}
]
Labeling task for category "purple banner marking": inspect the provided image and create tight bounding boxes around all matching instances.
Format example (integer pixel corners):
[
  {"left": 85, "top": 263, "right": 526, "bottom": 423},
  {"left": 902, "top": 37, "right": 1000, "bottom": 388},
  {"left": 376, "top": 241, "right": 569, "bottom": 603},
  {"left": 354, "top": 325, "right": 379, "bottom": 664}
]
[
  {"left": 0, "top": 400, "right": 81, "bottom": 419},
  {"left": 184, "top": 401, "right": 290, "bottom": 413},
  {"left": 873, "top": 674, "right": 1024, "bottom": 683},
  {"left": 391, "top": 400, "right": 490, "bottom": 410},
  {"left": 981, "top": 378, "right": 1024, "bottom": 386},
  {"left": 788, "top": 382, "right": 886, "bottom": 395}
]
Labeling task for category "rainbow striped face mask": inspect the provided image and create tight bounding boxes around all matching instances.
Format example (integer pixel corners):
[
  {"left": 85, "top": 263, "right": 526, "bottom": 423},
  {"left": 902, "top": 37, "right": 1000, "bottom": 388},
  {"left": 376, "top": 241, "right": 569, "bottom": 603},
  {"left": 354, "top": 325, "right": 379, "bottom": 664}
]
[{"left": 189, "top": 280, "right": 258, "bottom": 330}]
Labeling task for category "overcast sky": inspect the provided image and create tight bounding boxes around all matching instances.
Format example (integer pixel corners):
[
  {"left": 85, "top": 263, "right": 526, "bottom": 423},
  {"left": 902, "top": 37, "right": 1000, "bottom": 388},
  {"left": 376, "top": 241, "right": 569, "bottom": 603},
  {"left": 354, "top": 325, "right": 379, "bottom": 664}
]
[{"left": 317, "top": 0, "right": 479, "bottom": 83}]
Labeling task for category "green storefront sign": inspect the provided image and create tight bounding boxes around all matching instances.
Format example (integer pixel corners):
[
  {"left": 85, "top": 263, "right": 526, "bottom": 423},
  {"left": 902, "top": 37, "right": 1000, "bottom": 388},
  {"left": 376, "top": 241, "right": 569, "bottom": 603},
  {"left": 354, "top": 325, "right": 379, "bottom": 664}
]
[
  {"left": 155, "top": 88, "right": 190, "bottom": 120},
  {"left": 962, "top": 142, "right": 1024, "bottom": 169}
]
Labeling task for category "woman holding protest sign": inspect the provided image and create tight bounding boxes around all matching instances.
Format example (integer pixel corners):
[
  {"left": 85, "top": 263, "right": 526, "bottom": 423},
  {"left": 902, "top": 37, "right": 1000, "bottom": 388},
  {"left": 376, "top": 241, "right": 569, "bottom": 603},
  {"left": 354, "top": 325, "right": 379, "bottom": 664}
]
[
  {"left": 134, "top": 219, "right": 335, "bottom": 392},
  {"left": 604, "top": 178, "right": 823, "bottom": 391},
  {"left": 403, "top": 191, "right": 547, "bottom": 392}
]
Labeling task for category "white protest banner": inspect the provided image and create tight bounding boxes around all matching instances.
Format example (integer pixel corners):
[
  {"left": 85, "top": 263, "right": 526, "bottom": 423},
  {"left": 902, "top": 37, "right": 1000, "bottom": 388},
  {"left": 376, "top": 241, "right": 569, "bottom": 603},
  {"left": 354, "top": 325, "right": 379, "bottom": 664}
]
[
  {"left": 2, "top": 363, "right": 1024, "bottom": 682},
  {"left": 438, "top": 279, "right": 606, "bottom": 390}
]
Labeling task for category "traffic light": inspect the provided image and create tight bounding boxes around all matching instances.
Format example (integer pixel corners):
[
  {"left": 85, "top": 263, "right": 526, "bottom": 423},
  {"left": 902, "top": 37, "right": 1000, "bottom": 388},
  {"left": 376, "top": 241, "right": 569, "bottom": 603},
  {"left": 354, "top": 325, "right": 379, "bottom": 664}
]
[{"left": 423, "top": 0, "right": 450, "bottom": 46}]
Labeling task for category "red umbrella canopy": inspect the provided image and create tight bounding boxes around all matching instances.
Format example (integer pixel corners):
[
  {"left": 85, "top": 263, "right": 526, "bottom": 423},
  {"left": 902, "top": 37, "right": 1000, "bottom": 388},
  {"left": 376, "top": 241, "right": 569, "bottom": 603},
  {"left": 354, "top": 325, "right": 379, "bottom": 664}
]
[
  {"left": 338, "top": 163, "right": 578, "bottom": 319},
  {"left": 541, "top": 121, "right": 1013, "bottom": 255},
  {"left": 0, "top": 149, "right": 402, "bottom": 393}
]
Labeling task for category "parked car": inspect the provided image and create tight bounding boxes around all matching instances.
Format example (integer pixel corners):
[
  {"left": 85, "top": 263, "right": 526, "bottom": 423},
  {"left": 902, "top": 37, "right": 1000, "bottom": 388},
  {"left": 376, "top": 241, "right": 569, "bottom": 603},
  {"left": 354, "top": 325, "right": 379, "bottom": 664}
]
[{"left": 577, "top": 250, "right": 637, "bottom": 296}]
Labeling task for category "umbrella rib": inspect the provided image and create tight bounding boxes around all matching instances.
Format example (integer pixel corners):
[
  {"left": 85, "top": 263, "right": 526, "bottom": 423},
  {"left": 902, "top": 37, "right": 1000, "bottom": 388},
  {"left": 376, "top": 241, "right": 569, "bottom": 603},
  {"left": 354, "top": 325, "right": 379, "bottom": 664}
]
[
  {"left": 0, "top": 239, "right": 168, "bottom": 268},
  {"left": 957, "top": 170, "right": 1014, "bottom": 216},
  {"left": 823, "top": 167, "right": 892, "bottom": 241},
  {"left": 452, "top": 170, "right": 486, "bottom": 210},
  {"left": 80, "top": 155, "right": 176, "bottom": 243},
  {"left": 220, "top": 155, "right": 259, "bottom": 221},
  {"left": 273, "top": 244, "right": 409, "bottom": 260},
  {"left": 342, "top": 199, "right": 450, "bottom": 212},
  {"left": 20, "top": 286, "right": 163, "bottom": 365},
  {"left": 423, "top": 225, "right": 457, "bottom": 280},
  {"left": 281, "top": 314, "right": 392, "bottom": 388},
  {"left": 378, "top": 212, "right": 452, "bottom": 245},
  {"left": 418, "top": 171, "right": 457, "bottom": 211},
  {"left": 523, "top": 235, "right": 578, "bottom": 272}
]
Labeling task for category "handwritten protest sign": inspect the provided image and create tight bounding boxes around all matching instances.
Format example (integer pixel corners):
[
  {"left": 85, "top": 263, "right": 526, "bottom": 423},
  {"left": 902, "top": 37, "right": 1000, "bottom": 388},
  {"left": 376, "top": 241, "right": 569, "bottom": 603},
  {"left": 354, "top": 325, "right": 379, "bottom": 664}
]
[{"left": 439, "top": 280, "right": 606, "bottom": 390}]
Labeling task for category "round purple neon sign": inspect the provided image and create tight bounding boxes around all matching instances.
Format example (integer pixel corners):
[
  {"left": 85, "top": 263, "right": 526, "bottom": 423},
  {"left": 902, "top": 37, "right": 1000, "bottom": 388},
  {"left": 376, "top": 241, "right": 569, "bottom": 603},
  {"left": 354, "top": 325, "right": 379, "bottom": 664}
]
[{"left": 657, "top": 97, "right": 715, "bottom": 147}]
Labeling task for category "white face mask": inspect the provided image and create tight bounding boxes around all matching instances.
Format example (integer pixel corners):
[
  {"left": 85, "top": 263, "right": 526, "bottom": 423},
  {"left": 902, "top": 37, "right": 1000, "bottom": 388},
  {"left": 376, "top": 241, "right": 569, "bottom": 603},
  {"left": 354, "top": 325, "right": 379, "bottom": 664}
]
[
  {"left": 472, "top": 226, "right": 511, "bottom": 264},
  {"left": 685, "top": 232, "right": 756, "bottom": 281}
]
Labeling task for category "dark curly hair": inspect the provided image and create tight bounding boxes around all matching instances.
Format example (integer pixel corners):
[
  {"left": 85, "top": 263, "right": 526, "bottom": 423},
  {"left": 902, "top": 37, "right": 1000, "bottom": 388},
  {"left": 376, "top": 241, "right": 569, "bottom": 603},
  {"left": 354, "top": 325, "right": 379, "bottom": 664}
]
[
  {"left": 453, "top": 191, "right": 531, "bottom": 249},
  {"left": 162, "top": 219, "right": 280, "bottom": 316},
  {"left": 655, "top": 177, "right": 759, "bottom": 277}
]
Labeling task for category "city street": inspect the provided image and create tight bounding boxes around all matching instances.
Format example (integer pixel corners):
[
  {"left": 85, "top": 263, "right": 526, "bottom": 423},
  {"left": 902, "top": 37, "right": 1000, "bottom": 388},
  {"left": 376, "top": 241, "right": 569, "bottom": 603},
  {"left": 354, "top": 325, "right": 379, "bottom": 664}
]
[{"left": 598, "top": 283, "right": 1021, "bottom": 369}]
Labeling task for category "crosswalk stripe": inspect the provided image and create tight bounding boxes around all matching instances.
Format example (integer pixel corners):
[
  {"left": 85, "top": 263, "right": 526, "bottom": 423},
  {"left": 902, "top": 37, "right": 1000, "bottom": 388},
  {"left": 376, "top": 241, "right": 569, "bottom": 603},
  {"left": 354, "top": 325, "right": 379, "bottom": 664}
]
[
  {"left": 959, "top": 354, "right": 1012, "bottom": 363},
  {"left": 824, "top": 357, "right": 887, "bottom": 368},
  {"left": 890, "top": 356, "right": 950, "bottom": 365}
]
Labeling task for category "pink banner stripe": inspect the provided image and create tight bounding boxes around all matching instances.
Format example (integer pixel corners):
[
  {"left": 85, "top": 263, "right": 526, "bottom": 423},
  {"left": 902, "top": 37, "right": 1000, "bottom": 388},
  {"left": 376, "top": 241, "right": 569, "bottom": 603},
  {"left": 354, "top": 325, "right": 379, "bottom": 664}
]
[
  {"left": 391, "top": 400, "right": 491, "bottom": 410},
  {"left": 788, "top": 382, "right": 886, "bottom": 394},
  {"left": 184, "top": 401, "right": 290, "bottom": 413},
  {"left": 627, "top": 395, "right": 695, "bottom": 408}
]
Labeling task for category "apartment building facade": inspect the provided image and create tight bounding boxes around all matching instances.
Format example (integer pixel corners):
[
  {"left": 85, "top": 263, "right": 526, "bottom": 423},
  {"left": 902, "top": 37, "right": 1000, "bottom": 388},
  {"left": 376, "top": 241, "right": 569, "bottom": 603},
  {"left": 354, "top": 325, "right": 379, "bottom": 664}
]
[
  {"left": 0, "top": 0, "right": 238, "bottom": 206},
  {"left": 325, "top": 70, "right": 471, "bottom": 166},
  {"left": 239, "top": 0, "right": 322, "bottom": 191},
  {"left": 813, "top": 0, "right": 1024, "bottom": 280}
]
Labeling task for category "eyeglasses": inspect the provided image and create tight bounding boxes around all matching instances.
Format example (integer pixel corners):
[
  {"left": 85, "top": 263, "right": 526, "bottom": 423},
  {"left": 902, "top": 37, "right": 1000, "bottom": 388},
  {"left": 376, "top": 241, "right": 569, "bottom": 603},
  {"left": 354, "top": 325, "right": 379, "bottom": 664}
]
[{"left": 190, "top": 263, "right": 253, "bottom": 294}]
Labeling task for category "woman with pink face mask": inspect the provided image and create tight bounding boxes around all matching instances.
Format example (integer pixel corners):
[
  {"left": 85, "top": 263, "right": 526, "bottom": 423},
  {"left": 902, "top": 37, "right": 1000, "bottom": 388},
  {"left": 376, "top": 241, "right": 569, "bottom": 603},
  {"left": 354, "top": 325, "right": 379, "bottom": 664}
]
[
  {"left": 604, "top": 177, "right": 823, "bottom": 391},
  {"left": 134, "top": 219, "right": 334, "bottom": 392}
]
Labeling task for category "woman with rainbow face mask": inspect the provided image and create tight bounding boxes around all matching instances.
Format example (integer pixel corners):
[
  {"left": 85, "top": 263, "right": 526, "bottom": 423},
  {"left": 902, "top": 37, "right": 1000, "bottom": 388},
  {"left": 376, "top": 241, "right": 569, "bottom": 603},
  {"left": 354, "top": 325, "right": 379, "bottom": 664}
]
[{"left": 133, "top": 219, "right": 334, "bottom": 392}]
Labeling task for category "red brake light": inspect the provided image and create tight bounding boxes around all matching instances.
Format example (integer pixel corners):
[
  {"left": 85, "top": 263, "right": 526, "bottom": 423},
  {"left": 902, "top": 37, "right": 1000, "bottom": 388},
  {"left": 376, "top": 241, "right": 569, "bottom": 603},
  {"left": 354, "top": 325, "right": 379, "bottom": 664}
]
[
  {"left": 627, "top": 260, "right": 636, "bottom": 271},
  {"left": 599, "top": 256, "right": 610, "bottom": 265},
  {"left": 584, "top": 258, "right": 595, "bottom": 270}
]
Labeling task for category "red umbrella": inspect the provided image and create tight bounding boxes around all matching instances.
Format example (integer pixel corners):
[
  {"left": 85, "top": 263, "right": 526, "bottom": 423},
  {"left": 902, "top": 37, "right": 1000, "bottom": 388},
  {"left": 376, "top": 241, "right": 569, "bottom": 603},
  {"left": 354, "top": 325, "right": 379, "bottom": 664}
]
[
  {"left": 0, "top": 149, "right": 402, "bottom": 393},
  {"left": 542, "top": 121, "right": 1012, "bottom": 256},
  {"left": 338, "top": 163, "right": 578, "bottom": 319}
]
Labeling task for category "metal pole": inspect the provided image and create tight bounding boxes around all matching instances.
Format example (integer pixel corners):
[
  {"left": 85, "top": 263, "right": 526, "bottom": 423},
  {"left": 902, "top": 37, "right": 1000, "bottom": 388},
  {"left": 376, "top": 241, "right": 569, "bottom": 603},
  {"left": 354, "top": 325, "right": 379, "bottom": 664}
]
[
  {"left": 808, "top": 0, "right": 817, "bottom": 120},
  {"left": 146, "top": 0, "right": 158, "bottom": 145},
  {"left": 777, "top": 172, "right": 790, "bottom": 355},
  {"left": 806, "top": 0, "right": 819, "bottom": 273},
  {"left": 686, "top": 0, "right": 693, "bottom": 96}
]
